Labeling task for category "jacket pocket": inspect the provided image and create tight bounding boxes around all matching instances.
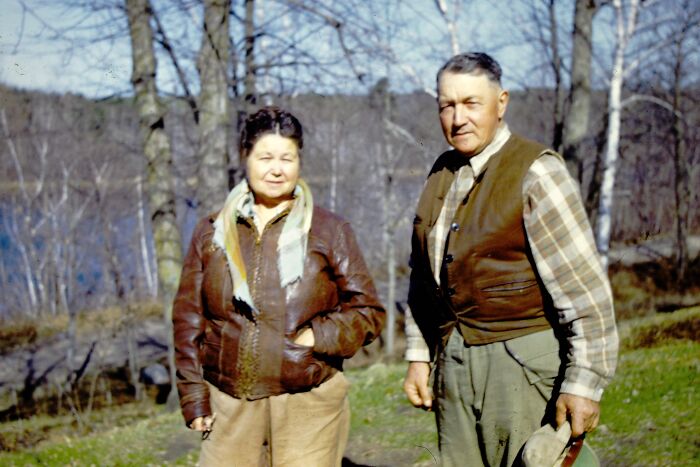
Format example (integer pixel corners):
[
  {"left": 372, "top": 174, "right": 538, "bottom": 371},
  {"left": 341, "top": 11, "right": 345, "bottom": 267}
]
[
  {"left": 199, "top": 320, "right": 226, "bottom": 374},
  {"left": 200, "top": 339, "right": 222, "bottom": 374},
  {"left": 281, "top": 340, "right": 326, "bottom": 392}
]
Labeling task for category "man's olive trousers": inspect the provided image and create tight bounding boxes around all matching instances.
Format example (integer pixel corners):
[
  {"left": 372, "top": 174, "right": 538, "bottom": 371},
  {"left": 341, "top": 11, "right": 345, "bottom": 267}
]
[{"left": 435, "top": 328, "right": 561, "bottom": 466}]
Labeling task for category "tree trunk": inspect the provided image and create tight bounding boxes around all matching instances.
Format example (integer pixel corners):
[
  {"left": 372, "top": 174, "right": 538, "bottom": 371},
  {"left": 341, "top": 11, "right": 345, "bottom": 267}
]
[
  {"left": 377, "top": 78, "right": 396, "bottom": 356},
  {"left": 585, "top": 117, "right": 609, "bottom": 221},
  {"left": 562, "top": 0, "right": 597, "bottom": 181},
  {"left": 243, "top": 0, "right": 257, "bottom": 114},
  {"left": 196, "top": 0, "right": 231, "bottom": 215},
  {"left": 136, "top": 176, "right": 157, "bottom": 298},
  {"left": 434, "top": 0, "right": 461, "bottom": 55},
  {"left": 386, "top": 213, "right": 396, "bottom": 357},
  {"left": 548, "top": 0, "right": 565, "bottom": 153},
  {"left": 671, "top": 37, "right": 690, "bottom": 288},
  {"left": 125, "top": 0, "right": 183, "bottom": 408},
  {"left": 329, "top": 111, "right": 339, "bottom": 212},
  {"left": 595, "top": 0, "right": 638, "bottom": 270}
]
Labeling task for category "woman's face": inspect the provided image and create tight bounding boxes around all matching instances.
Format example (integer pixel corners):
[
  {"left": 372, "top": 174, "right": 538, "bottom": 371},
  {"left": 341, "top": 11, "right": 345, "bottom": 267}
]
[{"left": 246, "top": 133, "right": 300, "bottom": 207}]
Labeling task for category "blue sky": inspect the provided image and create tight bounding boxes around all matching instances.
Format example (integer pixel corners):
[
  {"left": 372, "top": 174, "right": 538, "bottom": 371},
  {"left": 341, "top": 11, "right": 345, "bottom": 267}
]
[
  {"left": 0, "top": 0, "right": 587, "bottom": 99},
  {"left": 1, "top": 1, "right": 137, "bottom": 96}
]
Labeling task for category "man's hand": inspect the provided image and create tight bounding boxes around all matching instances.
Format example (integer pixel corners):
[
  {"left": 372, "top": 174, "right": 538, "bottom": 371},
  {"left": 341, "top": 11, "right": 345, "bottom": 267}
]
[
  {"left": 403, "top": 361, "right": 433, "bottom": 410},
  {"left": 555, "top": 394, "right": 600, "bottom": 438}
]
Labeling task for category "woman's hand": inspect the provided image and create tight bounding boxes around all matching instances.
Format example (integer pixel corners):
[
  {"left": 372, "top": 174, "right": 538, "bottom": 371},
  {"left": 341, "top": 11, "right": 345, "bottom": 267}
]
[
  {"left": 294, "top": 327, "right": 315, "bottom": 347},
  {"left": 190, "top": 413, "right": 216, "bottom": 432}
]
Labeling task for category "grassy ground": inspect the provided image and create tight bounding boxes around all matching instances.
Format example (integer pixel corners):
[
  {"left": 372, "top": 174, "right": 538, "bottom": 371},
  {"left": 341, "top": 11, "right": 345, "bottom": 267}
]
[
  {"left": 0, "top": 308, "right": 697, "bottom": 466},
  {"left": 590, "top": 340, "right": 699, "bottom": 466}
]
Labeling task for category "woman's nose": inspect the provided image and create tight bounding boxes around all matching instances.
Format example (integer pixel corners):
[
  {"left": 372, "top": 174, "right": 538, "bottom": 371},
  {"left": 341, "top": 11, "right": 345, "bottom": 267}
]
[{"left": 270, "top": 162, "right": 283, "bottom": 175}]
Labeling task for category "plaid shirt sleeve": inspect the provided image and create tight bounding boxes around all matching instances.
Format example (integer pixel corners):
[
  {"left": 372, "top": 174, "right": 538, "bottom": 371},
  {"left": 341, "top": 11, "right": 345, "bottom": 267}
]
[
  {"left": 404, "top": 305, "right": 431, "bottom": 362},
  {"left": 523, "top": 154, "right": 619, "bottom": 401}
]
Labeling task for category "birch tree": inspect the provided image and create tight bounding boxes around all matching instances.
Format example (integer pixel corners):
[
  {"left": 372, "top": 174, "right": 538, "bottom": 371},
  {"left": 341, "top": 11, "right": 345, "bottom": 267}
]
[
  {"left": 434, "top": 0, "right": 462, "bottom": 56},
  {"left": 0, "top": 104, "right": 88, "bottom": 319},
  {"left": 196, "top": 0, "right": 231, "bottom": 214},
  {"left": 125, "top": 0, "right": 183, "bottom": 405},
  {"left": 595, "top": 0, "right": 638, "bottom": 269},
  {"left": 595, "top": 0, "right": 680, "bottom": 269}
]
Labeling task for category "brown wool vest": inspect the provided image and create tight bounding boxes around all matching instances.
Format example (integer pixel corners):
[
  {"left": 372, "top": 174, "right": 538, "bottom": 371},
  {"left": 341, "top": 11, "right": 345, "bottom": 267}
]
[{"left": 410, "top": 134, "right": 558, "bottom": 351}]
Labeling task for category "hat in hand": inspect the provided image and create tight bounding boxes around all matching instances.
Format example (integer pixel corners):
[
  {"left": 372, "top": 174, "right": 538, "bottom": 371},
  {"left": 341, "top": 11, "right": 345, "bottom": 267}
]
[{"left": 521, "top": 421, "right": 600, "bottom": 467}]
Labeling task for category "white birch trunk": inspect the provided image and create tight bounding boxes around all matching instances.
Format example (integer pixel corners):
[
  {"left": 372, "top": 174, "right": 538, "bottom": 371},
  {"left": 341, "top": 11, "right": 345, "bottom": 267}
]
[
  {"left": 329, "top": 114, "right": 339, "bottom": 213},
  {"left": 595, "top": 0, "right": 639, "bottom": 270},
  {"left": 386, "top": 198, "right": 396, "bottom": 357},
  {"left": 137, "top": 176, "right": 157, "bottom": 297},
  {"left": 6, "top": 208, "right": 39, "bottom": 314},
  {"left": 435, "top": 0, "right": 460, "bottom": 55}
]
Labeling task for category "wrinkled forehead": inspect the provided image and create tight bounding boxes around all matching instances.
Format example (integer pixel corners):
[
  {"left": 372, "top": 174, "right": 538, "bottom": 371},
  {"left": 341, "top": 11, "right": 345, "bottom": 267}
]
[{"left": 437, "top": 71, "right": 502, "bottom": 100}]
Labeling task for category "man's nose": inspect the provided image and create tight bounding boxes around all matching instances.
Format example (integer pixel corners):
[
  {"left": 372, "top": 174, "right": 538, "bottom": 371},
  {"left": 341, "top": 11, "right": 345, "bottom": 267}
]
[{"left": 453, "top": 104, "right": 467, "bottom": 126}]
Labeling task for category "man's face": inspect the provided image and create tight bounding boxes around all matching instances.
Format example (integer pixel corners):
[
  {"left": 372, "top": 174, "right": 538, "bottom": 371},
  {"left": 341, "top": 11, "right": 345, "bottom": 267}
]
[{"left": 437, "top": 71, "right": 509, "bottom": 157}]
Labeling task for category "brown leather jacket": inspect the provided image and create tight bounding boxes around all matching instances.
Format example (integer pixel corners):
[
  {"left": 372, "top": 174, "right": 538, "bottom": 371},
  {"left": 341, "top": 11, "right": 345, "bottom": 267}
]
[{"left": 173, "top": 205, "right": 385, "bottom": 425}]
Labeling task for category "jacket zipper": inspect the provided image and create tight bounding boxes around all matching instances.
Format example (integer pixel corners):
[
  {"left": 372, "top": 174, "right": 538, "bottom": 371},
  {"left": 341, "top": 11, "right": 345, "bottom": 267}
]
[{"left": 237, "top": 211, "right": 288, "bottom": 397}]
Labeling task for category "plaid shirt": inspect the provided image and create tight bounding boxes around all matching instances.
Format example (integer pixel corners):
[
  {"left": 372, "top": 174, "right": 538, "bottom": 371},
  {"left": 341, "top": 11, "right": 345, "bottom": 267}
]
[{"left": 406, "top": 126, "right": 619, "bottom": 401}]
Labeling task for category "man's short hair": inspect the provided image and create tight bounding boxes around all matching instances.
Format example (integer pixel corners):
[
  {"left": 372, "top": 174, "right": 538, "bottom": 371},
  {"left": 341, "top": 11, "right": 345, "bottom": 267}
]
[{"left": 436, "top": 52, "right": 502, "bottom": 88}]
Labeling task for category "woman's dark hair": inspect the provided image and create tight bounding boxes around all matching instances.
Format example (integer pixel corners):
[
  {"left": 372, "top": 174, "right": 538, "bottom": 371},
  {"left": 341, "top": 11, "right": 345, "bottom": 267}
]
[
  {"left": 436, "top": 52, "right": 502, "bottom": 88},
  {"left": 239, "top": 106, "right": 304, "bottom": 159}
]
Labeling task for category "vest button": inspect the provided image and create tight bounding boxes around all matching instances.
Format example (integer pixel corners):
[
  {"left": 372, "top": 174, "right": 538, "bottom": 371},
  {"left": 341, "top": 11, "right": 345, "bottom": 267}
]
[
  {"left": 450, "top": 222, "right": 459, "bottom": 232},
  {"left": 444, "top": 254, "right": 454, "bottom": 263},
  {"left": 446, "top": 287, "right": 456, "bottom": 296}
]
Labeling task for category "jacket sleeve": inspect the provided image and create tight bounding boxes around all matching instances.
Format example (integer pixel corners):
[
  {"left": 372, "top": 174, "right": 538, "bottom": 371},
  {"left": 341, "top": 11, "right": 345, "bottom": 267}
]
[
  {"left": 172, "top": 217, "right": 211, "bottom": 426},
  {"left": 311, "top": 221, "right": 386, "bottom": 358}
]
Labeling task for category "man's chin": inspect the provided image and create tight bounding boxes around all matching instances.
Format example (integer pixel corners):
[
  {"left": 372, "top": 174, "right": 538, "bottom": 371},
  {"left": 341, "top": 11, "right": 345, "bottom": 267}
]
[
  {"left": 453, "top": 144, "right": 478, "bottom": 157},
  {"left": 450, "top": 136, "right": 478, "bottom": 156}
]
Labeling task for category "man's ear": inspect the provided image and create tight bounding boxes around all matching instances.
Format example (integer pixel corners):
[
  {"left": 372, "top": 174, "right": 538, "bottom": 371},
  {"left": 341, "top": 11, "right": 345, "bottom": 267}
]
[{"left": 497, "top": 89, "right": 509, "bottom": 120}]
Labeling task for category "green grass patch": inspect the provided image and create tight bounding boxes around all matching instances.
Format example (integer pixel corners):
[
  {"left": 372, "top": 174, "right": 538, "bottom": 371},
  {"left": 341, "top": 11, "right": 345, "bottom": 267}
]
[
  {"left": 345, "top": 363, "right": 438, "bottom": 466},
  {"left": 1, "top": 309, "right": 697, "bottom": 466},
  {"left": 588, "top": 339, "right": 699, "bottom": 466},
  {"left": 0, "top": 404, "right": 199, "bottom": 466}
]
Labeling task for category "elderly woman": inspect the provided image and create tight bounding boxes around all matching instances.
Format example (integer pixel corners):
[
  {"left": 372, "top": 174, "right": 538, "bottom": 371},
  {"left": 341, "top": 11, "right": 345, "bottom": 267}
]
[{"left": 172, "top": 106, "right": 385, "bottom": 466}]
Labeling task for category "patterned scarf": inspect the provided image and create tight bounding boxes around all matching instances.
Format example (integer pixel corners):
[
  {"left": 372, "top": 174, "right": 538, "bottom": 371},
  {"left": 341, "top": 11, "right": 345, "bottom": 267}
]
[{"left": 213, "top": 178, "right": 313, "bottom": 317}]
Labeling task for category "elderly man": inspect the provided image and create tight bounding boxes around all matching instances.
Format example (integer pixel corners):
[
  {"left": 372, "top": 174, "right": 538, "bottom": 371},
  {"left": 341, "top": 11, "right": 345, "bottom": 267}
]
[{"left": 403, "top": 52, "right": 618, "bottom": 466}]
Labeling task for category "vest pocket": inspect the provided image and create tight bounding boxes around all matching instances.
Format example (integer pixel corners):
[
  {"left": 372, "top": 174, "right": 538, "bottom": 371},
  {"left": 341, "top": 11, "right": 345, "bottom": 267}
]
[{"left": 477, "top": 277, "right": 539, "bottom": 297}]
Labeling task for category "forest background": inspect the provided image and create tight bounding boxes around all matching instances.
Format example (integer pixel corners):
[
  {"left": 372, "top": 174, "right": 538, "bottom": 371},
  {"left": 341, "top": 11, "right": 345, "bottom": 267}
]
[{"left": 0, "top": 0, "right": 699, "bottom": 464}]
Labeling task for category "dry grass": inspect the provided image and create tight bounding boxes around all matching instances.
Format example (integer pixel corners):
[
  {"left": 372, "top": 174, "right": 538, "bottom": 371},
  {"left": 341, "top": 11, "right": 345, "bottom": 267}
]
[
  {"left": 609, "top": 258, "right": 700, "bottom": 320},
  {"left": 0, "top": 301, "right": 163, "bottom": 355},
  {"left": 618, "top": 306, "right": 700, "bottom": 351}
]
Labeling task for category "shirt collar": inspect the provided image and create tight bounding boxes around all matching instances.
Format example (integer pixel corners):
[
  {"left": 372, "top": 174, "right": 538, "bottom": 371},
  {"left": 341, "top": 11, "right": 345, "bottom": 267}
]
[{"left": 468, "top": 124, "right": 511, "bottom": 178}]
